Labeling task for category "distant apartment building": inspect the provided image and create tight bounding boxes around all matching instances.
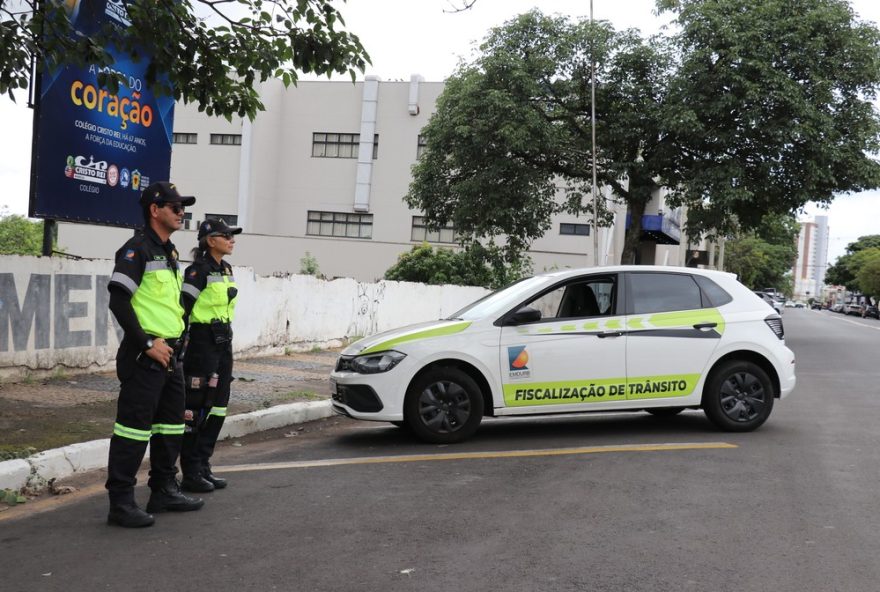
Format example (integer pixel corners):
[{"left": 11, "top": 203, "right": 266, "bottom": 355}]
[
  {"left": 58, "top": 76, "right": 688, "bottom": 280},
  {"left": 793, "top": 215, "right": 829, "bottom": 300}
]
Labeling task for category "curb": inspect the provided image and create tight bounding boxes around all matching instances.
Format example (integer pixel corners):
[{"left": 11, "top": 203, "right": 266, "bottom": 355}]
[{"left": 0, "top": 400, "right": 333, "bottom": 494}]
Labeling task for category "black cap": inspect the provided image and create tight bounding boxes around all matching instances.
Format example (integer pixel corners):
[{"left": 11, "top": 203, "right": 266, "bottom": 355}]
[
  {"left": 198, "top": 218, "right": 242, "bottom": 240},
  {"left": 139, "top": 181, "right": 196, "bottom": 207}
]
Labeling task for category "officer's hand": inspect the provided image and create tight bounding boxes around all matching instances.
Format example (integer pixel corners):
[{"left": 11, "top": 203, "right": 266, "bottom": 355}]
[{"left": 145, "top": 338, "right": 173, "bottom": 368}]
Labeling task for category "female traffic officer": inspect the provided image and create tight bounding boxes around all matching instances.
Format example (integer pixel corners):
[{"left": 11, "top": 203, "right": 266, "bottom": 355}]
[{"left": 179, "top": 218, "right": 241, "bottom": 492}]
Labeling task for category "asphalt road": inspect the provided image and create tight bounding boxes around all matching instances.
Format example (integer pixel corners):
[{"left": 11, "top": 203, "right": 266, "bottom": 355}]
[{"left": 2, "top": 309, "right": 879, "bottom": 592}]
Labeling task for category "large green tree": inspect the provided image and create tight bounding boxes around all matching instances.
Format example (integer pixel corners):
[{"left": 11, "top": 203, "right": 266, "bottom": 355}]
[
  {"left": 407, "top": 1, "right": 880, "bottom": 265},
  {"left": 407, "top": 11, "right": 673, "bottom": 265},
  {"left": 658, "top": 0, "right": 880, "bottom": 233},
  {"left": 723, "top": 214, "right": 799, "bottom": 291},
  {"left": 825, "top": 235, "right": 880, "bottom": 290},
  {"left": 856, "top": 250, "right": 880, "bottom": 299},
  {"left": 1, "top": 0, "right": 368, "bottom": 119}
]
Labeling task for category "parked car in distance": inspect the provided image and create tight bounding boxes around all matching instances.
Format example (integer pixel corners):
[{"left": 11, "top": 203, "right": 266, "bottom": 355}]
[
  {"left": 810, "top": 301, "right": 822, "bottom": 310},
  {"left": 846, "top": 303, "right": 863, "bottom": 316},
  {"left": 784, "top": 300, "right": 796, "bottom": 308},
  {"left": 832, "top": 303, "right": 845, "bottom": 313},
  {"left": 754, "top": 291, "right": 783, "bottom": 315},
  {"left": 863, "top": 305, "right": 879, "bottom": 319},
  {"left": 794, "top": 301, "right": 806, "bottom": 308}
]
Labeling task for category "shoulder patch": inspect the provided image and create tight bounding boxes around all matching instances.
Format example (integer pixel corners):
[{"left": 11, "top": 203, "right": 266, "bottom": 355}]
[
  {"left": 124, "top": 249, "right": 136, "bottom": 260},
  {"left": 189, "top": 270, "right": 198, "bottom": 277}
]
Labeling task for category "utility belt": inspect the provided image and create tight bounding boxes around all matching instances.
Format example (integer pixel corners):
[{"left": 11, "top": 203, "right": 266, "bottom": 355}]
[{"left": 191, "top": 320, "right": 232, "bottom": 345}]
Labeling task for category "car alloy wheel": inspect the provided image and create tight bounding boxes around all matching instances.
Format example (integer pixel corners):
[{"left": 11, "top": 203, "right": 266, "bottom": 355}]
[
  {"left": 404, "top": 367, "right": 484, "bottom": 443},
  {"left": 703, "top": 360, "right": 774, "bottom": 432}
]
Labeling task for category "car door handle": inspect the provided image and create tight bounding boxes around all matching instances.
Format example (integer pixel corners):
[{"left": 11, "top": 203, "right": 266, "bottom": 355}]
[
  {"left": 597, "top": 331, "right": 622, "bottom": 338},
  {"left": 693, "top": 322, "right": 717, "bottom": 330}
]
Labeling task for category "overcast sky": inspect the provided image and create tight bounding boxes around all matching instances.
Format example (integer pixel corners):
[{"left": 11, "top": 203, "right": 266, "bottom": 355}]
[{"left": 1, "top": 0, "right": 878, "bottom": 262}]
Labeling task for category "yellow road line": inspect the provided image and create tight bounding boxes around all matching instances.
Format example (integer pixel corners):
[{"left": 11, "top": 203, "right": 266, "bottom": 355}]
[
  {"left": 217, "top": 441, "right": 737, "bottom": 473},
  {"left": 0, "top": 442, "right": 736, "bottom": 522}
]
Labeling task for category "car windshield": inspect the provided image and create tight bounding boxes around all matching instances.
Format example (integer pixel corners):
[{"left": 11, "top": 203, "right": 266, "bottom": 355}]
[{"left": 447, "top": 275, "right": 554, "bottom": 321}]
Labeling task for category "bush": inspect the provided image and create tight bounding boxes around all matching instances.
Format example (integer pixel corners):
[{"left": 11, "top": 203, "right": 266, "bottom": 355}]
[
  {"left": 0, "top": 213, "right": 44, "bottom": 256},
  {"left": 384, "top": 243, "right": 530, "bottom": 289}
]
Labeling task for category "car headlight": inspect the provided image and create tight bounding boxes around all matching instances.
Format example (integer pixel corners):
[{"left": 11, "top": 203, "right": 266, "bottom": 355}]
[{"left": 349, "top": 350, "right": 406, "bottom": 374}]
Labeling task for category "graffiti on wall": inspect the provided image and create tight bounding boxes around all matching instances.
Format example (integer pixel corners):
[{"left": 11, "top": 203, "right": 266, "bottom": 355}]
[{"left": 0, "top": 273, "right": 123, "bottom": 353}]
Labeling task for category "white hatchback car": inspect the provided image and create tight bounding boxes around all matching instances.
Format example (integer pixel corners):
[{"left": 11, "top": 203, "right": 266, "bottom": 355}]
[{"left": 330, "top": 266, "right": 796, "bottom": 443}]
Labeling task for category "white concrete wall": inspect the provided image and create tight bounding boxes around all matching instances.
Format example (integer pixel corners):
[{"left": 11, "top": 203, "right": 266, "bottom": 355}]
[{"left": 0, "top": 254, "right": 488, "bottom": 381}]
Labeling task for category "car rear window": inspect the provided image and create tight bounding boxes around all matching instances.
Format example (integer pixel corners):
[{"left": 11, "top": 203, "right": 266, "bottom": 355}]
[
  {"left": 695, "top": 276, "right": 733, "bottom": 307},
  {"left": 629, "top": 273, "right": 703, "bottom": 314}
]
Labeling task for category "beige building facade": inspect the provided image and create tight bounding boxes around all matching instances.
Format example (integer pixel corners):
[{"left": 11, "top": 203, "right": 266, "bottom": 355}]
[{"left": 58, "top": 76, "right": 689, "bottom": 280}]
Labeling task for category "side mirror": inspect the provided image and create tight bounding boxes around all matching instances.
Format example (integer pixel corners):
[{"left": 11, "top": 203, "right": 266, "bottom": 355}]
[{"left": 504, "top": 306, "right": 542, "bottom": 326}]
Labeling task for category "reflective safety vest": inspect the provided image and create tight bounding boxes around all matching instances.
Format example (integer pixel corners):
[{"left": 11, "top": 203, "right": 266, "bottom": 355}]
[
  {"left": 190, "top": 273, "right": 238, "bottom": 324},
  {"left": 131, "top": 261, "right": 185, "bottom": 338}
]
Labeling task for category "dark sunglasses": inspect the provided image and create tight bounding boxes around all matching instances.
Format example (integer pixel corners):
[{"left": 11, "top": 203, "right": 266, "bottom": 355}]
[
  {"left": 210, "top": 233, "right": 233, "bottom": 240},
  {"left": 157, "top": 202, "right": 185, "bottom": 214}
]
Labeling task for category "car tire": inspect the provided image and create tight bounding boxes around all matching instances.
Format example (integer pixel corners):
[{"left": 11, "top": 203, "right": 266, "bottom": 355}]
[
  {"left": 702, "top": 360, "right": 774, "bottom": 432},
  {"left": 646, "top": 407, "right": 686, "bottom": 417},
  {"left": 404, "top": 367, "right": 484, "bottom": 444}
]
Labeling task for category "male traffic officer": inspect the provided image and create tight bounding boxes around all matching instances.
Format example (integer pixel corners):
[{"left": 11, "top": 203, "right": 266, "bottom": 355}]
[{"left": 105, "top": 181, "right": 205, "bottom": 528}]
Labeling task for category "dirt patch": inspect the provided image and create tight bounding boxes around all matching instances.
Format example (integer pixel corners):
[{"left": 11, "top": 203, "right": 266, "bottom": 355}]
[{"left": 0, "top": 352, "right": 334, "bottom": 457}]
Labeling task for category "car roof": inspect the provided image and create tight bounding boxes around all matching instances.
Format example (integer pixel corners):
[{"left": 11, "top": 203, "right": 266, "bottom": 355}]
[{"left": 535, "top": 265, "right": 738, "bottom": 282}]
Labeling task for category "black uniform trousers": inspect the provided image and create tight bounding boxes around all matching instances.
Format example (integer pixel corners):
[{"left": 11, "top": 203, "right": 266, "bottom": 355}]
[
  {"left": 181, "top": 325, "right": 233, "bottom": 476},
  {"left": 106, "top": 339, "right": 185, "bottom": 506}
]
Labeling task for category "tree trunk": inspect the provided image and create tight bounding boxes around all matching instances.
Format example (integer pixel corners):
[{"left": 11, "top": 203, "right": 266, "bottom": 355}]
[{"left": 620, "top": 200, "right": 646, "bottom": 265}]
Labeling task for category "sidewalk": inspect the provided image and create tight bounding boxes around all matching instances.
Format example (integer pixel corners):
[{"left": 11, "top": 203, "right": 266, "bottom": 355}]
[{"left": 0, "top": 348, "right": 338, "bottom": 495}]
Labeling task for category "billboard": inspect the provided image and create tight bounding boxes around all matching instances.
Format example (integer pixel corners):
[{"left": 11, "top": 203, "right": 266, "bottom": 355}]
[{"left": 29, "top": 0, "right": 175, "bottom": 227}]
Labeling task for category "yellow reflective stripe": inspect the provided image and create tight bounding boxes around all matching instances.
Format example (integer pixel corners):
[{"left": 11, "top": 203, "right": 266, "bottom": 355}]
[
  {"left": 151, "top": 423, "right": 185, "bottom": 435},
  {"left": 113, "top": 423, "right": 152, "bottom": 442},
  {"left": 359, "top": 321, "right": 472, "bottom": 355},
  {"left": 647, "top": 308, "right": 725, "bottom": 334},
  {"left": 208, "top": 406, "right": 228, "bottom": 418}
]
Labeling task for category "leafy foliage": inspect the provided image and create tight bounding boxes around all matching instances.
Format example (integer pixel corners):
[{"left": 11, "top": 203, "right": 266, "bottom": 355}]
[
  {"left": 825, "top": 235, "right": 880, "bottom": 290},
  {"left": 855, "top": 249, "right": 880, "bottom": 299},
  {"left": 299, "top": 251, "right": 320, "bottom": 276},
  {"left": 723, "top": 214, "right": 799, "bottom": 291},
  {"left": 384, "top": 243, "right": 530, "bottom": 289},
  {"left": 1, "top": 489, "right": 26, "bottom": 505},
  {"left": 0, "top": 213, "right": 46, "bottom": 255},
  {"left": 1, "top": 0, "right": 368, "bottom": 120},
  {"left": 407, "top": 11, "right": 672, "bottom": 264},
  {"left": 408, "top": 2, "right": 880, "bottom": 264},
  {"left": 658, "top": 0, "right": 880, "bottom": 234}
]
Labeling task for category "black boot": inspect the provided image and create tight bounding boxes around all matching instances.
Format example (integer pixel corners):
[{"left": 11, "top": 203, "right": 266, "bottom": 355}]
[
  {"left": 146, "top": 479, "right": 205, "bottom": 513},
  {"left": 202, "top": 465, "right": 227, "bottom": 490},
  {"left": 181, "top": 473, "right": 215, "bottom": 493},
  {"left": 107, "top": 503, "right": 155, "bottom": 528}
]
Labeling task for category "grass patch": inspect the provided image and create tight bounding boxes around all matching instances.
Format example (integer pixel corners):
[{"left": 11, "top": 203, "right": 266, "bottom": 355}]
[{"left": 0, "top": 446, "right": 37, "bottom": 461}]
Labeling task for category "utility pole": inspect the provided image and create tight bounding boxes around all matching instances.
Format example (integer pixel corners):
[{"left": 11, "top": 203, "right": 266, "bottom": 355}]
[{"left": 590, "top": 0, "right": 599, "bottom": 266}]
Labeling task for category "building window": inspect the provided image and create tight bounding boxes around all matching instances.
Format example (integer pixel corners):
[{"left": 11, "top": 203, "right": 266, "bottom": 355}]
[
  {"left": 560, "top": 223, "right": 590, "bottom": 236},
  {"left": 182, "top": 213, "right": 194, "bottom": 230},
  {"left": 205, "top": 214, "right": 238, "bottom": 226},
  {"left": 312, "top": 133, "right": 378, "bottom": 159},
  {"left": 307, "top": 211, "right": 373, "bottom": 239},
  {"left": 210, "top": 134, "right": 242, "bottom": 146},
  {"left": 173, "top": 133, "right": 198, "bottom": 144},
  {"left": 411, "top": 216, "right": 458, "bottom": 244},
  {"left": 417, "top": 134, "right": 428, "bottom": 158}
]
